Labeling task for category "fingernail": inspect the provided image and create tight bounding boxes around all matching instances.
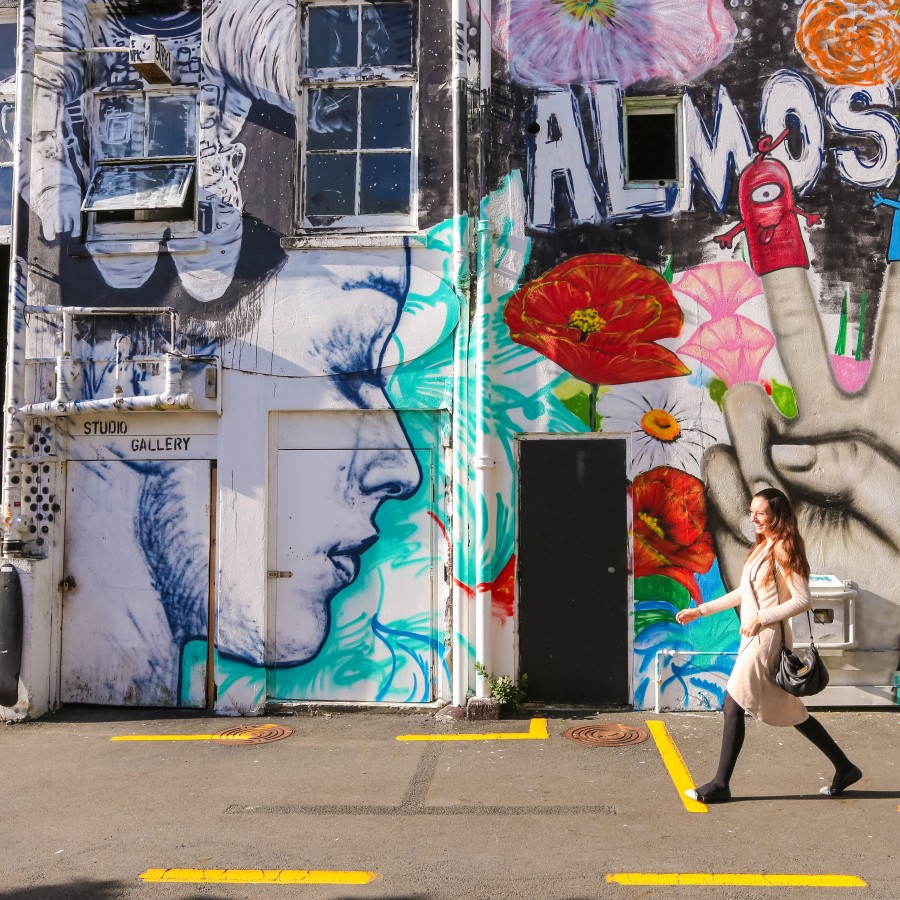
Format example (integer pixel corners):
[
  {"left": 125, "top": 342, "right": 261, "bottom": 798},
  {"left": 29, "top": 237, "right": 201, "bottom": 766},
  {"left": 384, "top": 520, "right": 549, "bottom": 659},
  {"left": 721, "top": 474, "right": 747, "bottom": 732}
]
[{"left": 771, "top": 444, "right": 817, "bottom": 470}]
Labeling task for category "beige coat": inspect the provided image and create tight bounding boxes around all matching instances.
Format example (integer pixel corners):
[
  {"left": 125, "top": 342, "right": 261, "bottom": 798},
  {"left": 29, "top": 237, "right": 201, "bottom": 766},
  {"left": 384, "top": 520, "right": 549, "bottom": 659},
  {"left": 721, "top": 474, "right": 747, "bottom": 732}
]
[{"left": 700, "top": 540, "right": 812, "bottom": 727}]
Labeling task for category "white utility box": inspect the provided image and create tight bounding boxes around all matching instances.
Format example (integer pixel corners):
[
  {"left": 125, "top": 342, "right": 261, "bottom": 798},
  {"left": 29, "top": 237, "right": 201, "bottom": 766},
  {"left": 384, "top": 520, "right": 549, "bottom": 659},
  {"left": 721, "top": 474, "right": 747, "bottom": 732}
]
[{"left": 791, "top": 574, "right": 856, "bottom": 653}]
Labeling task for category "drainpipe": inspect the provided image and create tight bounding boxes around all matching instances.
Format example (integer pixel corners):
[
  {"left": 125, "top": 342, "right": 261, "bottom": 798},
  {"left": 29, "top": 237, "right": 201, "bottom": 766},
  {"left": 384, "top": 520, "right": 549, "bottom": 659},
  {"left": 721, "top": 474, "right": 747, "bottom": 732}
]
[
  {"left": 472, "top": 219, "right": 495, "bottom": 698},
  {"left": 471, "top": 0, "right": 494, "bottom": 698},
  {"left": 450, "top": 0, "right": 470, "bottom": 709},
  {"left": 2, "top": 0, "right": 36, "bottom": 555}
]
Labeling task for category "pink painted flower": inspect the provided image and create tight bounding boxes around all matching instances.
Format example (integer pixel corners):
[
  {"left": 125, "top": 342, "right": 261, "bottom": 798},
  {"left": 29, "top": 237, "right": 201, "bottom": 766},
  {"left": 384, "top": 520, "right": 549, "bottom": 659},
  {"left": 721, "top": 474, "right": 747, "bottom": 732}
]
[
  {"left": 673, "top": 262, "right": 775, "bottom": 387},
  {"left": 679, "top": 316, "right": 776, "bottom": 388},
  {"left": 494, "top": 0, "right": 737, "bottom": 88},
  {"left": 672, "top": 262, "right": 764, "bottom": 318}
]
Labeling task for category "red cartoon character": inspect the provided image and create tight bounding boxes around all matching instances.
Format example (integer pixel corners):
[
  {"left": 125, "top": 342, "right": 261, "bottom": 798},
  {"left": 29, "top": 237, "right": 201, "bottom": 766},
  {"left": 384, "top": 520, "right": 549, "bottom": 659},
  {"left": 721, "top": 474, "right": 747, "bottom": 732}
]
[{"left": 713, "top": 129, "right": 822, "bottom": 276}]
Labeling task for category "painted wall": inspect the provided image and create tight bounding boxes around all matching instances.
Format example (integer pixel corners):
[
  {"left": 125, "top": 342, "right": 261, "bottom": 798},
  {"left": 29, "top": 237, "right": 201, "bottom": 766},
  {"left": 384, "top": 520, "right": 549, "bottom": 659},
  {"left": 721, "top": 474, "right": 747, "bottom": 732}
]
[
  {"left": 2, "top": 0, "right": 460, "bottom": 718},
  {"left": 483, "top": 0, "right": 900, "bottom": 707}
]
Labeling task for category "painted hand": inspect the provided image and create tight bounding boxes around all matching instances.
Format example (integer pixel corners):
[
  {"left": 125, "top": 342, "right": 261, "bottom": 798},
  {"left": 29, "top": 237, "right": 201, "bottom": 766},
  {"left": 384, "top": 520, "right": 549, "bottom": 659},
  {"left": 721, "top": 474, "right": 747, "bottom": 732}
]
[
  {"left": 702, "top": 266, "right": 900, "bottom": 671},
  {"left": 873, "top": 192, "right": 886, "bottom": 208}
]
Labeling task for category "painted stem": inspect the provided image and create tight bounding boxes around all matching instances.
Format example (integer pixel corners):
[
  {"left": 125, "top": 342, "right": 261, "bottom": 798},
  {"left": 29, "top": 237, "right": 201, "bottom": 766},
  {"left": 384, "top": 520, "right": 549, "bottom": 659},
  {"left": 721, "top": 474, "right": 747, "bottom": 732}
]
[{"left": 589, "top": 384, "right": 599, "bottom": 432}]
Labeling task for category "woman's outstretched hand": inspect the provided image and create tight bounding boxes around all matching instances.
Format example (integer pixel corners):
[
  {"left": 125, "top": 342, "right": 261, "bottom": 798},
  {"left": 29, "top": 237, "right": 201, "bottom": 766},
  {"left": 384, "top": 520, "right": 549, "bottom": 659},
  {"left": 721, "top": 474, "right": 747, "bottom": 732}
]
[{"left": 676, "top": 607, "right": 703, "bottom": 625}]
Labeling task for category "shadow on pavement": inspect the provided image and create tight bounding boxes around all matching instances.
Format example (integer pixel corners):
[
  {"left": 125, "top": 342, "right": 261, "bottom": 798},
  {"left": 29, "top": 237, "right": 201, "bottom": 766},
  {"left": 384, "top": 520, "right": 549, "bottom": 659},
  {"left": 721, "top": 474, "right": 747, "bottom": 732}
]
[
  {"left": 729, "top": 789, "right": 900, "bottom": 801},
  {"left": 0, "top": 881, "right": 127, "bottom": 900}
]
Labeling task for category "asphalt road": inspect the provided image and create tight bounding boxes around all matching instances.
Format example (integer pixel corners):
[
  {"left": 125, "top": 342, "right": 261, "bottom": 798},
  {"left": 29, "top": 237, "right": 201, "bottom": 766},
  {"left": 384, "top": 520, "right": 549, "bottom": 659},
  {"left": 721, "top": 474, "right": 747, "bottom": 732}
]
[{"left": 1, "top": 706, "right": 898, "bottom": 900}]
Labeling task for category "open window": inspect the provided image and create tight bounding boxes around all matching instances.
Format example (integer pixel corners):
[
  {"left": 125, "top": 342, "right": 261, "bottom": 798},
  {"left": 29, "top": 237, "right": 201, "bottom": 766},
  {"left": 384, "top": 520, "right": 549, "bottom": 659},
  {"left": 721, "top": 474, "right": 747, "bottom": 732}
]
[
  {"left": 85, "top": 88, "right": 196, "bottom": 235},
  {"left": 298, "top": 0, "right": 418, "bottom": 231},
  {"left": 623, "top": 96, "right": 684, "bottom": 188},
  {"left": 84, "top": 10, "right": 200, "bottom": 241}
]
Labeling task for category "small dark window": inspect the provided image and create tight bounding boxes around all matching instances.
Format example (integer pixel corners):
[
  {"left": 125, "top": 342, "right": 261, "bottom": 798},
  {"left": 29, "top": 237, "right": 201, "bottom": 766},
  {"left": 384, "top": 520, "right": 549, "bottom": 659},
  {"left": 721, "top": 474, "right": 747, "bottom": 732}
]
[{"left": 626, "top": 109, "right": 678, "bottom": 184}]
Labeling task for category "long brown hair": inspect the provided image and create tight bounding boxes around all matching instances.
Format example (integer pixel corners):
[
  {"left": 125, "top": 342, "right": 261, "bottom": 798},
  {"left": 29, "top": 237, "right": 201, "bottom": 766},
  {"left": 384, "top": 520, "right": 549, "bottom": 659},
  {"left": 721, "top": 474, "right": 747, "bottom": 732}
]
[{"left": 750, "top": 487, "right": 810, "bottom": 579}]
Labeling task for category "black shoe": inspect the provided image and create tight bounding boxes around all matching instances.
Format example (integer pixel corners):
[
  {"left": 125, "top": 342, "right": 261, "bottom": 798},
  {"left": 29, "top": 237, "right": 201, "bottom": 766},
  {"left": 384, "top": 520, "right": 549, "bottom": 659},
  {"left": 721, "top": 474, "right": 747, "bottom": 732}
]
[
  {"left": 685, "top": 785, "right": 731, "bottom": 803},
  {"left": 820, "top": 765, "right": 862, "bottom": 796}
]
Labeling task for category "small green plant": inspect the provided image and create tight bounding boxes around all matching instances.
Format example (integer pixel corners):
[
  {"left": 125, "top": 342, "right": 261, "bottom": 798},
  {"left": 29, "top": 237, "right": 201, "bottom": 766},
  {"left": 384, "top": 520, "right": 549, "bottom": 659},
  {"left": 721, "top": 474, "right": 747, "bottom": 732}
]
[{"left": 474, "top": 661, "right": 529, "bottom": 710}]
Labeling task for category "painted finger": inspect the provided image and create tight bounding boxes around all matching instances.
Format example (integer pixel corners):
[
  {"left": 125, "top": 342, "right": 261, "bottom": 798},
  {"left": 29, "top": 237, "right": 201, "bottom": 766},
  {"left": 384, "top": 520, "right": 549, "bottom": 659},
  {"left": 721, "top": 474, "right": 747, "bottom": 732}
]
[
  {"left": 722, "top": 382, "right": 785, "bottom": 495},
  {"left": 772, "top": 439, "right": 900, "bottom": 549},
  {"left": 760, "top": 268, "right": 836, "bottom": 410},
  {"left": 865, "top": 261, "right": 900, "bottom": 400},
  {"left": 702, "top": 444, "right": 753, "bottom": 590}
]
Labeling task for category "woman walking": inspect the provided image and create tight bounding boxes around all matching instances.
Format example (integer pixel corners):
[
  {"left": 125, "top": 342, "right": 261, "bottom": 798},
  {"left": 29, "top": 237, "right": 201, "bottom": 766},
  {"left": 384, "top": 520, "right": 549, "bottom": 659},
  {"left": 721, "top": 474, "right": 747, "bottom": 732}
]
[{"left": 675, "top": 487, "right": 861, "bottom": 803}]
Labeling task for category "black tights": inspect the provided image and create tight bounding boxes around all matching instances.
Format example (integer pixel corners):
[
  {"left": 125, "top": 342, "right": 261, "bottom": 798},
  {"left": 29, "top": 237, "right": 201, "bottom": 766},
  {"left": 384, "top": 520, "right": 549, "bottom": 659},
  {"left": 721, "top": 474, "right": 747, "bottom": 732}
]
[{"left": 695, "top": 693, "right": 857, "bottom": 800}]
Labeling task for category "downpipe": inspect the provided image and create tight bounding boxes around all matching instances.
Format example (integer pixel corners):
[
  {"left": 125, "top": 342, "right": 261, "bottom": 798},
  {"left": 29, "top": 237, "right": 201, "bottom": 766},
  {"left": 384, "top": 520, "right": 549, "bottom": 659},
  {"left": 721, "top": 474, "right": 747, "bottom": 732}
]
[{"left": 472, "top": 219, "right": 495, "bottom": 698}]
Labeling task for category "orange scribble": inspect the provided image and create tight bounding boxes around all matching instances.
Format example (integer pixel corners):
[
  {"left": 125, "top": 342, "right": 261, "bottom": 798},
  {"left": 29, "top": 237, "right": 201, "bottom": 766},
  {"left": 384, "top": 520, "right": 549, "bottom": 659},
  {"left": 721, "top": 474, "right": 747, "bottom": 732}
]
[{"left": 796, "top": 0, "right": 900, "bottom": 86}]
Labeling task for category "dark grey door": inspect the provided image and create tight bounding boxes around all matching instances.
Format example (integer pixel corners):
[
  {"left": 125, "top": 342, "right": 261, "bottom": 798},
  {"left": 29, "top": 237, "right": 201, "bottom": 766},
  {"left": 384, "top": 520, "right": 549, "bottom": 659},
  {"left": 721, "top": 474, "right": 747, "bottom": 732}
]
[{"left": 517, "top": 437, "right": 629, "bottom": 704}]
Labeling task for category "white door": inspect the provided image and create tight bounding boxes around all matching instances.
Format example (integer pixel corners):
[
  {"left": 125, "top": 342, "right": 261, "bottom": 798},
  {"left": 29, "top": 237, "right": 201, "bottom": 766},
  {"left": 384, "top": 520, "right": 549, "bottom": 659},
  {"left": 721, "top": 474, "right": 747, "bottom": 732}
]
[
  {"left": 268, "top": 410, "right": 438, "bottom": 702},
  {"left": 60, "top": 460, "right": 212, "bottom": 707}
]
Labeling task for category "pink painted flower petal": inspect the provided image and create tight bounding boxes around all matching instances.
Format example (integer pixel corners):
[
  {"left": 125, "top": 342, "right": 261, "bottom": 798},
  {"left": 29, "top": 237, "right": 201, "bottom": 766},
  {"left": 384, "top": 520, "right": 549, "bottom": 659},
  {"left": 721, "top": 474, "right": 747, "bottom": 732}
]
[
  {"left": 673, "top": 262, "right": 764, "bottom": 318},
  {"left": 495, "top": 0, "right": 736, "bottom": 89},
  {"left": 679, "top": 316, "right": 775, "bottom": 386},
  {"left": 829, "top": 355, "right": 872, "bottom": 393}
]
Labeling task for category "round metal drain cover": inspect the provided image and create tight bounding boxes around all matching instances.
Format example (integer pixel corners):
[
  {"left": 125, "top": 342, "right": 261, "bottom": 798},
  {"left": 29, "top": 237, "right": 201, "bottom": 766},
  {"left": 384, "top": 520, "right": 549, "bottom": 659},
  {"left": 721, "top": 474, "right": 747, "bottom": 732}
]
[
  {"left": 214, "top": 724, "right": 294, "bottom": 745},
  {"left": 564, "top": 724, "right": 649, "bottom": 747}
]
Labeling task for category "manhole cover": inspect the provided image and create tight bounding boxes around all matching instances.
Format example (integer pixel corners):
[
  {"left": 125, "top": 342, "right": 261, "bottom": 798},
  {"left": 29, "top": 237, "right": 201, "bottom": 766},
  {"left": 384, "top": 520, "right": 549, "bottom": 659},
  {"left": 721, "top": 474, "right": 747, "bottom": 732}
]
[
  {"left": 563, "top": 724, "right": 649, "bottom": 747},
  {"left": 214, "top": 724, "right": 294, "bottom": 745}
]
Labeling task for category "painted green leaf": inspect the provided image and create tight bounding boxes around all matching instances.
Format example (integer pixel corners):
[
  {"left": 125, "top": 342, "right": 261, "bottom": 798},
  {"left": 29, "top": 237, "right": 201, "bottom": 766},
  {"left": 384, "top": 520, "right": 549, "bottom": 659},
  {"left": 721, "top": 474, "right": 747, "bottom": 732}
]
[
  {"left": 663, "top": 256, "right": 674, "bottom": 284},
  {"left": 634, "top": 575, "right": 692, "bottom": 608},
  {"left": 559, "top": 390, "right": 593, "bottom": 430},
  {"left": 770, "top": 378, "right": 798, "bottom": 418},
  {"left": 708, "top": 378, "right": 727, "bottom": 410}
]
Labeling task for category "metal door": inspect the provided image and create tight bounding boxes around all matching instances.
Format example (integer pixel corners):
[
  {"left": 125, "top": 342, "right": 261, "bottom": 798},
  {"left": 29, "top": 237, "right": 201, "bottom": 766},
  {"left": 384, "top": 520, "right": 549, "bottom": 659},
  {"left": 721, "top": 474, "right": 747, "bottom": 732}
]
[
  {"left": 268, "top": 410, "right": 437, "bottom": 702},
  {"left": 517, "top": 437, "right": 630, "bottom": 704},
  {"left": 60, "top": 459, "right": 212, "bottom": 707}
]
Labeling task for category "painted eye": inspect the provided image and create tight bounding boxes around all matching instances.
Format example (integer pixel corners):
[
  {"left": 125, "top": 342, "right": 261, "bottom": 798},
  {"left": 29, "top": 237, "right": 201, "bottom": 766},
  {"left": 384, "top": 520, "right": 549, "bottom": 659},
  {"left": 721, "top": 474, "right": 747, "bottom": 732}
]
[{"left": 750, "top": 182, "right": 783, "bottom": 203}]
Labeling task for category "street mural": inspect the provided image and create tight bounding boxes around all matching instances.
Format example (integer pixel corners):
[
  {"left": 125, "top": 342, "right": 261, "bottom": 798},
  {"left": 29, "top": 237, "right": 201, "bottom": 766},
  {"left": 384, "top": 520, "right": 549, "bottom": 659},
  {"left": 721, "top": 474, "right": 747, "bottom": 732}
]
[
  {"left": 479, "top": 0, "right": 900, "bottom": 706},
  {"left": 10, "top": 0, "right": 900, "bottom": 715}
]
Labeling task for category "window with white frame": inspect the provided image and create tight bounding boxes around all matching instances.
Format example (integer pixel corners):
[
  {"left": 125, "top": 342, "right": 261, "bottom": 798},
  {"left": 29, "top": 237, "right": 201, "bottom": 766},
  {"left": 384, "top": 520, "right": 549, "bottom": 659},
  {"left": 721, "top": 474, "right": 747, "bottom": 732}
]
[
  {"left": 0, "top": 10, "right": 17, "bottom": 242},
  {"left": 623, "top": 96, "right": 684, "bottom": 188},
  {"left": 83, "top": 13, "right": 199, "bottom": 239},
  {"left": 299, "top": 0, "right": 417, "bottom": 230}
]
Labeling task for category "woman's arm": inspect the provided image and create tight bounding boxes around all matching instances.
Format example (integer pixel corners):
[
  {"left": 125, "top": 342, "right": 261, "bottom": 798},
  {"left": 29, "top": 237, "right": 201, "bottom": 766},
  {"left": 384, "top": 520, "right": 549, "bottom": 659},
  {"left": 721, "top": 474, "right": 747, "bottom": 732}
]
[
  {"left": 675, "top": 586, "right": 740, "bottom": 624},
  {"left": 756, "top": 552, "right": 812, "bottom": 625}
]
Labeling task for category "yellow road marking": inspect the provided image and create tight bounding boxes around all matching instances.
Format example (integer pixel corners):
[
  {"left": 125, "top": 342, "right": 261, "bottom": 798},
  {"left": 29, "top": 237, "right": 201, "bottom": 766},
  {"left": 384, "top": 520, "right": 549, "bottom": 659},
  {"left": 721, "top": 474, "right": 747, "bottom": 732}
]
[
  {"left": 139, "top": 868, "right": 377, "bottom": 885},
  {"left": 645, "top": 719, "right": 707, "bottom": 813},
  {"left": 112, "top": 734, "right": 253, "bottom": 742},
  {"left": 606, "top": 873, "right": 867, "bottom": 887},
  {"left": 396, "top": 717, "right": 549, "bottom": 742}
]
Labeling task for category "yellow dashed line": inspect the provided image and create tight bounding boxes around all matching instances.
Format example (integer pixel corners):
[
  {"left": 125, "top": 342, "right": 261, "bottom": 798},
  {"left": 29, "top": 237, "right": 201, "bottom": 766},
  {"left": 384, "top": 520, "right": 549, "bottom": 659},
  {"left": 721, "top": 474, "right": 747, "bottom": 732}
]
[
  {"left": 139, "top": 868, "right": 378, "bottom": 885},
  {"left": 396, "top": 717, "right": 549, "bottom": 742},
  {"left": 645, "top": 719, "right": 707, "bottom": 813},
  {"left": 606, "top": 873, "right": 867, "bottom": 887}
]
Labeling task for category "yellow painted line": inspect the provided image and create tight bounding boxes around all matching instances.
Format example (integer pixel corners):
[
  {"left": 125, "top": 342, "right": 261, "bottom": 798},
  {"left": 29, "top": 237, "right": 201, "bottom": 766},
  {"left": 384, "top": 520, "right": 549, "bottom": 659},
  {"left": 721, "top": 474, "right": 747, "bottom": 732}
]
[
  {"left": 139, "top": 868, "right": 377, "bottom": 885},
  {"left": 606, "top": 873, "right": 867, "bottom": 887},
  {"left": 645, "top": 720, "right": 707, "bottom": 814},
  {"left": 111, "top": 734, "right": 253, "bottom": 742},
  {"left": 396, "top": 717, "right": 549, "bottom": 742}
]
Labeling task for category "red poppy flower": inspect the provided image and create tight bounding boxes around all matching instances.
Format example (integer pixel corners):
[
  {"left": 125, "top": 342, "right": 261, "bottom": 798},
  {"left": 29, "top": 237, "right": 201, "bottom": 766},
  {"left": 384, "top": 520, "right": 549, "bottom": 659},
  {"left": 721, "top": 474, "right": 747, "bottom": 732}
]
[
  {"left": 504, "top": 253, "right": 689, "bottom": 385},
  {"left": 633, "top": 466, "right": 714, "bottom": 601}
]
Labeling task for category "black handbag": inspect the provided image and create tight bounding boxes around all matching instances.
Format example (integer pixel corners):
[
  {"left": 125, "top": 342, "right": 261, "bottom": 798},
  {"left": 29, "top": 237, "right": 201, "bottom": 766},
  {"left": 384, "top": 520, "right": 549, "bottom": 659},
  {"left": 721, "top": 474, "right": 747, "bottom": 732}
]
[
  {"left": 751, "top": 554, "right": 829, "bottom": 697},
  {"left": 775, "top": 613, "right": 829, "bottom": 697}
]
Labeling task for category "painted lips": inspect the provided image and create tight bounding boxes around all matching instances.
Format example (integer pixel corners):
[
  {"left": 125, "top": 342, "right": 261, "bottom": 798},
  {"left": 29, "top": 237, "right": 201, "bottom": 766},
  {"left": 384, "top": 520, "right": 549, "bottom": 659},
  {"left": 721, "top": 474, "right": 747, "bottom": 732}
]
[{"left": 327, "top": 534, "right": 378, "bottom": 586}]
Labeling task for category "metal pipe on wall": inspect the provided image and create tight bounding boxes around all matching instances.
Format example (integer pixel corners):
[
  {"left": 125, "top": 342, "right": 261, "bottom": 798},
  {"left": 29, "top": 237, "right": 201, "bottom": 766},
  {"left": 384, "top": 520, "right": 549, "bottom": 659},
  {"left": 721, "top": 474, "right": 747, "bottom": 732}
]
[
  {"left": 2, "top": 0, "right": 37, "bottom": 555},
  {"left": 472, "top": 219, "right": 495, "bottom": 698},
  {"left": 450, "top": 0, "right": 471, "bottom": 709}
]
